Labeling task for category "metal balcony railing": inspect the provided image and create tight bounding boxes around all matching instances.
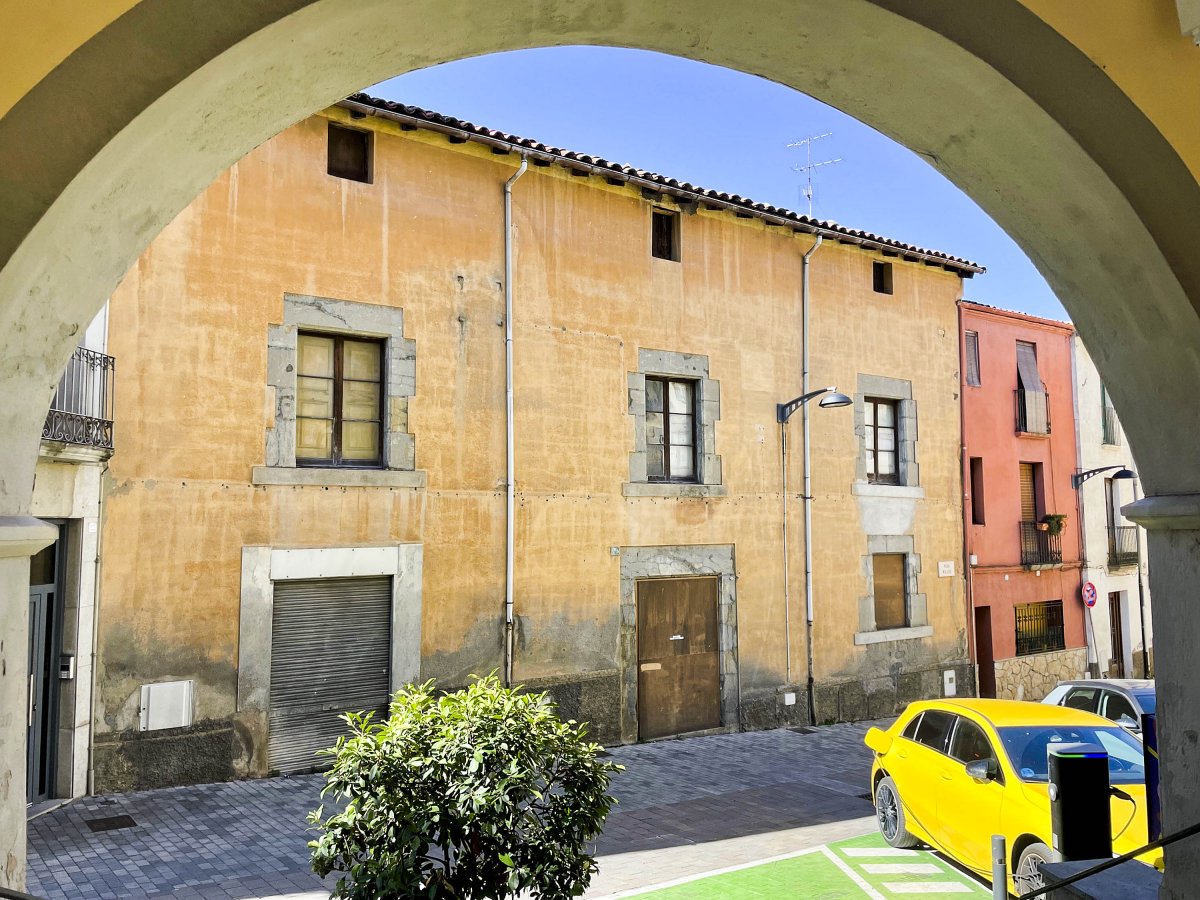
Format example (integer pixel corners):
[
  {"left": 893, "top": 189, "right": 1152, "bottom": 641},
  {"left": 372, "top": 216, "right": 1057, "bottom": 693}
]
[
  {"left": 1108, "top": 524, "right": 1139, "bottom": 568},
  {"left": 1015, "top": 389, "right": 1050, "bottom": 434},
  {"left": 1019, "top": 520, "right": 1062, "bottom": 567},
  {"left": 1015, "top": 599, "right": 1066, "bottom": 657},
  {"left": 1101, "top": 405, "right": 1121, "bottom": 445},
  {"left": 42, "top": 347, "right": 115, "bottom": 451}
]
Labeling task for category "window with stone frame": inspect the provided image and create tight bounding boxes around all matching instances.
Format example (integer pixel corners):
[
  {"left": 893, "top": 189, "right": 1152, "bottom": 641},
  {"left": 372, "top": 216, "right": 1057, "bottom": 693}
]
[
  {"left": 854, "top": 375, "right": 919, "bottom": 489},
  {"left": 255, "top": 294, "right": 421, "bottom": 488},
  {"left": 872, "top": 553, "right": 908, "bottom": 630},
  {"left": 864, "top": 397, "right": 900, "bottom": 485},
  {"left": 296, "top": 332, "right": 384, "bottom": 467},
  {"left": 645, "top": 376, "right": 696, "bottom": 481},
  {"left": 625, "top": 349, "right": 724, "bottom": 497}
]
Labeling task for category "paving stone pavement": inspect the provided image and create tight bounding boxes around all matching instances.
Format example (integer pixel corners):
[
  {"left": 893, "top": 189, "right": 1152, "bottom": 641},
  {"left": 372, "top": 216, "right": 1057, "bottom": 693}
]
[{"left": 27, "top": 720, "right": 887, "bottom": 899}]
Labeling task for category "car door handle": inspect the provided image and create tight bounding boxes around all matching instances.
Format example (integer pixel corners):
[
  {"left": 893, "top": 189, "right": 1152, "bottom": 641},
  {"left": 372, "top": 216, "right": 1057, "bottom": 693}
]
[{"left": 940, "top": 772, "right": 953, "bottom": 781}]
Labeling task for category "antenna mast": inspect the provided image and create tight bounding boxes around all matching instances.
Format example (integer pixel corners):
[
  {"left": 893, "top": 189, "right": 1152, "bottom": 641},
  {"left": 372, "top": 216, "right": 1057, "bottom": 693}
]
[{"left": 787, "top": 132, "right": 842, "bottom": 217}]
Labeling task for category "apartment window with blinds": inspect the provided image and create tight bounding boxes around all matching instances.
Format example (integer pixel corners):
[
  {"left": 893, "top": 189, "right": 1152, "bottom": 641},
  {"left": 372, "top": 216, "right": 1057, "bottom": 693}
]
[
  {"left": 296, "top": 332, "right": 384, "bottom": 467},
  {"left": 1015, "top": 340, "right": 1049, "bottom": 434},
  {"left": 864, "top": 398, "right": 899, "bottom": 485},
  {"left": 873, "top": 553, "right": 908, "bottom": 630},
  {"left": 965, "top": 331, "right": 981, "bottom": 386},
  {"left": 646, "top": 376, "right": 696, "bottom": 481}
]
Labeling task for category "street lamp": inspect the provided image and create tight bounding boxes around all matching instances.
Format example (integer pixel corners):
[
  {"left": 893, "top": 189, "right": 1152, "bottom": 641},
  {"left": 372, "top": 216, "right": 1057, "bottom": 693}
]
[
  {"left": 1071, "top": 465, "right": 1135, "bottom": 490},
  {"left": 777, "top": 386, "right": 853, "bottom": 423},
  {"left": 778, "top": 385, "right": 852, "bottom": 725}
]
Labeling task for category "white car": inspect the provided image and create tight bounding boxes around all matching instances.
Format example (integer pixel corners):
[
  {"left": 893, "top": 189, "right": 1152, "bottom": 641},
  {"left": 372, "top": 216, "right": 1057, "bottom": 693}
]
[{"left": 1042, "top": 679, "right": 1155, "bottom": 734}]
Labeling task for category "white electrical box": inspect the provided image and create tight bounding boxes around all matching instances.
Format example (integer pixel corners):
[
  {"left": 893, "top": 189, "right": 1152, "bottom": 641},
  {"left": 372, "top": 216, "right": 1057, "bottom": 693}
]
[
  {"left": 944, "top": 670, "right": 957, "bottom": 697},
  {"left": 938, "top": 560, "right": 955, "bottom": 577},
  {"left": 140, "top": 680, "right": 194, "bottom": 731},
  {"left": 783, "top": 692, "right": 796, "bottom": 706}
]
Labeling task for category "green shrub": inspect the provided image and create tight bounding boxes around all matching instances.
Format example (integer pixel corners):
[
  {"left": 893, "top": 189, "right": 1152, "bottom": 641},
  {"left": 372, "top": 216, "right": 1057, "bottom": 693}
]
[{"left": 308, "top": 674, "right": 621, "bottom": 899}]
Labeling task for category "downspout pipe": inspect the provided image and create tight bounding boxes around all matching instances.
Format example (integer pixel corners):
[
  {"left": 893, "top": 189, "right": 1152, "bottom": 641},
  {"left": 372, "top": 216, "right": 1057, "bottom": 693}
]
[
  {"left": 503, "top": 156, "right": 528, "bottom": 687},
  {"left": 801, "top": 235, "right": 822, "bottom": 726},
  {"left": 957, "top": 301, "right": 977, "bottom": 695}
]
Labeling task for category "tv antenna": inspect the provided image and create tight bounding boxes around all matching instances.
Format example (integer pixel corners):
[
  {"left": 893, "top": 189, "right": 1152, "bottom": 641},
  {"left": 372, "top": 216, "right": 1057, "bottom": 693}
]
[{"left": 788, "top": 132, "right": 842, "bottom": 217}]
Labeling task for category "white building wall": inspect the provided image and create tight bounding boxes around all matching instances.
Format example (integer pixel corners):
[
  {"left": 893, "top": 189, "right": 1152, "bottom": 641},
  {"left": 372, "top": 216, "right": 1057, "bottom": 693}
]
[{"left": 1073, "top": 338, "right": 1154, "bottom": 678}]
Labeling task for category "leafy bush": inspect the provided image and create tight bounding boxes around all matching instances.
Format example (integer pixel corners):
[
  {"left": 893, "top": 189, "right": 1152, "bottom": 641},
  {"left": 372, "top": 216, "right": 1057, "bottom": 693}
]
[{"left": 308, "top": 674, "right": 621, "bottom": 899}]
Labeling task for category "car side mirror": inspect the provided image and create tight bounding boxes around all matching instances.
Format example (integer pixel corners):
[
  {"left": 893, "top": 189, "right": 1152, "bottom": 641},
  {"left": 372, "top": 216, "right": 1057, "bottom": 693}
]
[
  {"left": 865, "top": 727, "right": 893, "bottom": 755},
  {"left": 965, "top": 758, "right": 998, "bottom": 782},
  {"left": 1117, "top": 715, "right": 1140, "bottom": 732}
]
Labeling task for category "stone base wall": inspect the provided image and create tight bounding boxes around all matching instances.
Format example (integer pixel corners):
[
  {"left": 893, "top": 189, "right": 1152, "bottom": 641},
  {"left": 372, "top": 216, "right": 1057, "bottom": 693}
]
[
  {"left": 523, "top": 670, "right": 623, "bottom": 746},
  {"left": 813, "top": 661, "right": 975, "bottom": 725},
  {"left": 93, "top": 719, "right": 249, "bottom": 793},
  {"left": 993, "top": 647, "right": 1088, "bottom": 701}
]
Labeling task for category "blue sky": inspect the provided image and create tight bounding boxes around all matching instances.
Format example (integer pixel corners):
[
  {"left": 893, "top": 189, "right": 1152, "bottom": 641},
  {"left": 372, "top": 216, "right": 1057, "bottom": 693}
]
[{"left": 373, "top": 47, "right": 1065, "bottom": 321}]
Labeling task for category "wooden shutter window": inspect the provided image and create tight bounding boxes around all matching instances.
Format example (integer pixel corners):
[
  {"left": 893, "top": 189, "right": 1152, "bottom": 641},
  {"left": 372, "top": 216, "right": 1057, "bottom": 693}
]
[
  {"left": 1019, "top": 463, "right": 1037, "bottom": 521},
  {"left": 873, "top": 553, "right": 907, "bottom": 630},
  {"left": 652, "top": 209, "right": 680, "bottom": 261},
  {"left": 965, "top": 331, "right": 981, "bottom": 386}
]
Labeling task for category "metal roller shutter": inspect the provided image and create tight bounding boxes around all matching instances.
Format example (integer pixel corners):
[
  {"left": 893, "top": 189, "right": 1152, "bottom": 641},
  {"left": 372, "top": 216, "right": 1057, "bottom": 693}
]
[{"left": 268, "top": 576, "right": 392, "bottom": 774}]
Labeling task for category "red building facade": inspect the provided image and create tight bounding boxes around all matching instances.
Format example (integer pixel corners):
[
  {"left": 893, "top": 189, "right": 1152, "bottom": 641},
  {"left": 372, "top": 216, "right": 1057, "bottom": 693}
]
[{"left": 961, "top": 303, "right": 1086, "bottom": 699}]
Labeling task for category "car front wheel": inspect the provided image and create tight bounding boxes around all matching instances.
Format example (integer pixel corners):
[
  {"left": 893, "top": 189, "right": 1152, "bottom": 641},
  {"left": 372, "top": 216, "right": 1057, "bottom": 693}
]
[
  {"left": 1015, "top": 841, "right": 1054, "bottom": 899},
  {"left": 874, "top": 776, "right": 919, "bottom": 849}
]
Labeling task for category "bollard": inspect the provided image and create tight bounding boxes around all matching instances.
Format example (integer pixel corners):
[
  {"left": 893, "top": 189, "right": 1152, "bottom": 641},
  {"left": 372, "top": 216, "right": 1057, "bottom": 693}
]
[
  {"left": 992, "top": 833, "right": 1007, "bottom": 900},
  {"left": 1143, "top": 713, "right": 1161, "bottom": 843}
]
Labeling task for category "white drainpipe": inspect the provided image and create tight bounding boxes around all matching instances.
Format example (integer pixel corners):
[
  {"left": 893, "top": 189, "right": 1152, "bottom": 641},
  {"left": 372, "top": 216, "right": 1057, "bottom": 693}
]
[
  {"left": 801, "top": 235, "right": 822, "bottom": 725},
  {"left": 503, "top": 157, "right": 528, "bottom": 687}
]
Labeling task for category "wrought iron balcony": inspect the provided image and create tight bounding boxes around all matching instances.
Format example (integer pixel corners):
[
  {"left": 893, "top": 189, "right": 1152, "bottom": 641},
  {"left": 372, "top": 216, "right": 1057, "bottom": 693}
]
[
  {"left": 1108, "top": 525, "right": 1139, "bottom": 568},
  {"left": 1019, "top": 520, "right": 1062, "bottom": 567},
  {"left": 42, "top": 347, "right": 115, "bottom": 451},
  {"left": 1101, "top": 405, "right": 1121, "bottom": 445},
  {"left": 1015, "top": 388, "right": 1051, "bottom": 435}
]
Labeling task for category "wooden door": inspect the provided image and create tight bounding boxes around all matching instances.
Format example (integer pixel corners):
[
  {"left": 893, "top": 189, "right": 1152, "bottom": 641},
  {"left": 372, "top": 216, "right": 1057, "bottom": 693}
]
[
  {"left": 637, "top": 577, "right": 721, "bottom": 740},
  {"left": 1108, "top": 592, "right": 1126, "bottom": 678},
  {"left": 974, "top": 607, "right": 996, "bottom": 698}
]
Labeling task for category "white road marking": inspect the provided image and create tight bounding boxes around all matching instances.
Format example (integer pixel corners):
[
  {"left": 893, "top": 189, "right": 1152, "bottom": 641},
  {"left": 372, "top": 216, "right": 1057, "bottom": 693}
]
[
  {"left": 861, "top": 863, "right": 943, "bottom": 875},
  {"left": 841, "top": 848, "right": 922, "bottom": 857},
  {"left": 820, "top": 847, "right": 889, "bottom": 900},
  {"left": 881, "top": 882, "right": 974, "bottom": 894},
  {"left": 591, "top": 844, "right": 826, "bottom": 898}
]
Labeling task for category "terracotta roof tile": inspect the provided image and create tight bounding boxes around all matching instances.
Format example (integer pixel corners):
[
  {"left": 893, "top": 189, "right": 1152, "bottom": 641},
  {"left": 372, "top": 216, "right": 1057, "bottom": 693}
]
[{"left": 340, "top": 93, "right": 985, "bottom": 276}]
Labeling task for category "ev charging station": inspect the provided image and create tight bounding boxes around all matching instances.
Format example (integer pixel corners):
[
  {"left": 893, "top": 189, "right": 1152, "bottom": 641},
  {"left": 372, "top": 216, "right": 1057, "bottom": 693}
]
[{"left": 1048, "top": 743, "right": 1112, "bottom": 862}]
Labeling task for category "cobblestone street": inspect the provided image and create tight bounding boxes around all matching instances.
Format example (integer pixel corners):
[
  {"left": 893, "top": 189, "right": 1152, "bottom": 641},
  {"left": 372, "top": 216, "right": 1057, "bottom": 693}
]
[{"left": 28, "top": 721, "right": 884, "bottom": 899}]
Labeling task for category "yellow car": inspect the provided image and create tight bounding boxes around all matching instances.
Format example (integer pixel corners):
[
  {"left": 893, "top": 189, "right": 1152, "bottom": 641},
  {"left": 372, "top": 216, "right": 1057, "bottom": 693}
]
[{"left": 864, "top": 699, "right": 1158, "bottom": 895}]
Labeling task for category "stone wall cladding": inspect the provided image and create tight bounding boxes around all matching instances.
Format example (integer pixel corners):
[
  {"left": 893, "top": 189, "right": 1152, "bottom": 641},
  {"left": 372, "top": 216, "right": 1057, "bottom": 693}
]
[
  {"left": 92, "top": 720, "right": 246, "bottom": 793},
  {"left": 522, "top": 670, "right": 622, "bottom": 746},
  {"left": 992, "top": 647, "right": 1089, "bottom": 701},
  {"left": 813, "top": 661, "right": 974, "bottom": 724}
]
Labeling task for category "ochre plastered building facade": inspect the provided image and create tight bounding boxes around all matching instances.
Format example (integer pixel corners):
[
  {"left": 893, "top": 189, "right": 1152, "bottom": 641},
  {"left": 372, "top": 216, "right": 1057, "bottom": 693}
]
[{"left": 89, "top": 99, "right": 978, "bottom": 790}]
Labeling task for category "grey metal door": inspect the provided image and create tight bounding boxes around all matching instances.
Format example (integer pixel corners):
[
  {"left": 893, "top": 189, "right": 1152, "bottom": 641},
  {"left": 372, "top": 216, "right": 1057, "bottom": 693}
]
[
  {"left": 27, "top": 586, "right": 50, "bottom": 804},
  {"left": 268, "top": 576, "right": 392, "bottom": 774}
]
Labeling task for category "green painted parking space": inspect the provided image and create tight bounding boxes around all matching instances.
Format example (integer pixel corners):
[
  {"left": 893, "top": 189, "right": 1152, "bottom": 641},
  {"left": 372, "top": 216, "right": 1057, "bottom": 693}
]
[{"left": 624, "top": 832, "right": 991, "bottom": 898}]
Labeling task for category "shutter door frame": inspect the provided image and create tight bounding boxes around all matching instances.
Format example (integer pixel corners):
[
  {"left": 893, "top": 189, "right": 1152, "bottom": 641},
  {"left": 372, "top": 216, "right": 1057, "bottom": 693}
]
[{"left": 268, "top": 575, "right": 392, "bottom": 774}]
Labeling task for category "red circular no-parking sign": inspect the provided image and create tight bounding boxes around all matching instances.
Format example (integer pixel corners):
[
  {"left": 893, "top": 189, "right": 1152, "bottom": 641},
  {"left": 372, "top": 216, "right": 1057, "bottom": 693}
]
[{"left": 1083, "top": 582, "right": 1097, "bottom": 607}]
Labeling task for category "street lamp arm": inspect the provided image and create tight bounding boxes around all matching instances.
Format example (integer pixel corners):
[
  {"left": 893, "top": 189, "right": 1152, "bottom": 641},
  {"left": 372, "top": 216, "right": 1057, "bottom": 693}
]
[
  {"left": 777, "top": 386, "right": 839, "bottom": 423},
  {"left": 1071, "top": 464, "right": 1136, "bottom": 490}
]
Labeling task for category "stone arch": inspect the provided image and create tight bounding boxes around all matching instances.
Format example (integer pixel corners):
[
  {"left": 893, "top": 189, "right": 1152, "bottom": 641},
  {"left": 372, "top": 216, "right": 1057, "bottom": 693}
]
[{"left": 3, "top": 1, "right": 1200, "bottom": 893}]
